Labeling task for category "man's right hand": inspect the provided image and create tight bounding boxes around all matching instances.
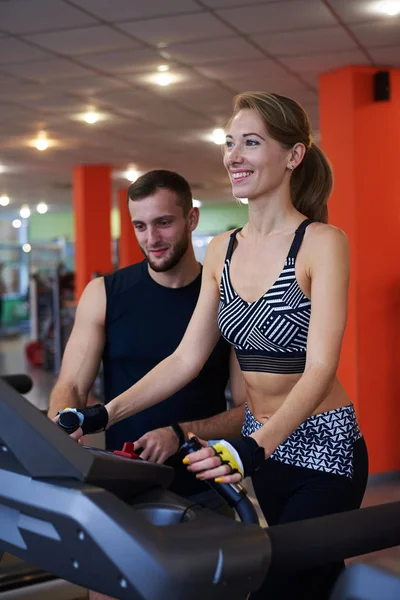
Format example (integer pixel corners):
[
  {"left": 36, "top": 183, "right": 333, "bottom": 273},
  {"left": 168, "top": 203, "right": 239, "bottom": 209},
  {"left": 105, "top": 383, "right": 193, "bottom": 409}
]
[{"left": 133, "top": 427, "right": 181, "bottom": 464}]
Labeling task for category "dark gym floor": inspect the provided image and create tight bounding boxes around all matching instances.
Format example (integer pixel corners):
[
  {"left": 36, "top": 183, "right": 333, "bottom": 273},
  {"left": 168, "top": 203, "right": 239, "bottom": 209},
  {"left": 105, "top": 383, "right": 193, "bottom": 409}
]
[{"left": 1, "top": 335, "right": 400, "bottom": 580}]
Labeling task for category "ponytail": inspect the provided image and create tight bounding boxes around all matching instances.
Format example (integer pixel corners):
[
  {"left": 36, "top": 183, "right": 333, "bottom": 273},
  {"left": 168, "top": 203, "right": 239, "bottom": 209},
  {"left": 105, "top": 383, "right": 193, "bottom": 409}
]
[{"left": 290, "top": 143, "right": 333, "bottom": 224}]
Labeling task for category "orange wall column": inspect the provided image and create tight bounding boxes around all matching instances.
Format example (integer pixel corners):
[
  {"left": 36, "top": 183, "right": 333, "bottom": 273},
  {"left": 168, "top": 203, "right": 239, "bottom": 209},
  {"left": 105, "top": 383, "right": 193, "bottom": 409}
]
[
  {"left": 319, "top": 66, "right": 400, "bottom": 473},
  {"left": 118, "top": 187, "right": 144, "bottom": 269},
  {"left": 73, "top": 165, "right": 113, "bottom": 298}
]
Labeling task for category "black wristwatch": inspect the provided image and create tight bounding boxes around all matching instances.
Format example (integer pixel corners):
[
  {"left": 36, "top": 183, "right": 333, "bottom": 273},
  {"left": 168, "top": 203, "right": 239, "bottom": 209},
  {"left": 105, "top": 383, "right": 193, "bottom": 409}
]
[{"left": 170, "top": 423, "right": 185, "bottom": 448}]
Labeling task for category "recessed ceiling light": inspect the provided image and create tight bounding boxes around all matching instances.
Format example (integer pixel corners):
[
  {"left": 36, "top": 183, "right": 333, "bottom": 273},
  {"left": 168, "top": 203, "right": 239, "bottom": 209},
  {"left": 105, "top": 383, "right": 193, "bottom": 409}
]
[
  {"left": 157, "top": 65, "right": 169, "bottom": 72},
  {"left": 34, "top": 132, "right": 49, "bottom": 151},
  {"left": 20, "top": 205, "right": 31, "bottom": 219},
  {"left": 211, "top": 128, "right": 226, "bottom": 145},
  {"left": 126, "top": 168, "right": 140, "bottom": 183},
  {"left": 22, "top": 243, "right": 32, "bottom": 253},
  {"left": 378, "top": 0, "right": 400, "bottom": 15},
  {"left": 83, "top": 109, "right": 99, "bottom": 124},
  {"left": 37, "top": 202, "right": 48, "bottom": 214},
  {"left": 0, "top": 195, "right": 10, "bottom": 207},
  {"left": 155, "top": 72, "right": 174, "bottom": 86},
  {"left": 12, "top": 219, "right": 22, "bottom": 229}
]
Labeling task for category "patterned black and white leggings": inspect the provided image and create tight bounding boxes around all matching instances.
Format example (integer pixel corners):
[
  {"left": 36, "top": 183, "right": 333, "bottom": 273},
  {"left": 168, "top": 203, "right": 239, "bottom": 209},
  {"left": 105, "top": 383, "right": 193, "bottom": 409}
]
[{"left": 243, "top": 403, "right": 369, "bottom": 600}]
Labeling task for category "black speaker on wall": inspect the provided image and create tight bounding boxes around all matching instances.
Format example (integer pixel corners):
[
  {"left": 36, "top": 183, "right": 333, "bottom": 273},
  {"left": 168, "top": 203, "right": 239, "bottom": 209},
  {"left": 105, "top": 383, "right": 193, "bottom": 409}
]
[{"left": 374, "top": 71, "right": 390, "bottom": 102}]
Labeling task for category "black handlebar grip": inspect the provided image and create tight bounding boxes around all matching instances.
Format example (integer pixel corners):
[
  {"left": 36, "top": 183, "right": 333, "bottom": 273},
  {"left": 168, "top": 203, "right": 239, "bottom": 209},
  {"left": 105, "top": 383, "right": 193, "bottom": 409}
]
[
  {"left": 58, "top": 411, "right": 81, "bottom": 434},
  {"left": 180, "top": 437, "right": 259, "bottom": 524},
  {"left": 1, "top": 374, "right": 33, "bottom": 395}
]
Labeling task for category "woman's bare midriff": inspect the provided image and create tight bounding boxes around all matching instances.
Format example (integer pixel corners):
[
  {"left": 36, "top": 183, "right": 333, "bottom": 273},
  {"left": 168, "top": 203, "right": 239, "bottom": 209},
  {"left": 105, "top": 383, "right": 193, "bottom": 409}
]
[{"left": 243, "top": 371, "right": 352, "bottom": 425}]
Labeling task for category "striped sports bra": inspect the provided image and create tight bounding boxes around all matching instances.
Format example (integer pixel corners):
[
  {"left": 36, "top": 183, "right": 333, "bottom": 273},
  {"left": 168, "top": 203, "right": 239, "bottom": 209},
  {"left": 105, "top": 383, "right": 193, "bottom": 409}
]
[{"left": 217, "top": 219, "right": 312, "bottom": 374}]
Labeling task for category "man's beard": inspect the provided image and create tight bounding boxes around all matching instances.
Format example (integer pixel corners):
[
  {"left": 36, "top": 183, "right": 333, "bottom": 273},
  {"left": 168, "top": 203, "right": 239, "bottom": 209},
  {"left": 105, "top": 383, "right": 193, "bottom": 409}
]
[{"left": 143, "top": 233, "right": 190, "bottom": 273}]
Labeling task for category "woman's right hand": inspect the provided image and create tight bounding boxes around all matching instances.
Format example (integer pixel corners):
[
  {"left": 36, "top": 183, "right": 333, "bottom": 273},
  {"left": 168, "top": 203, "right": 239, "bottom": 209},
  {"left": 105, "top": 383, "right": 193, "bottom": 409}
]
[{"left": 183, "top": 435, "right": 243, "bottom": 484}]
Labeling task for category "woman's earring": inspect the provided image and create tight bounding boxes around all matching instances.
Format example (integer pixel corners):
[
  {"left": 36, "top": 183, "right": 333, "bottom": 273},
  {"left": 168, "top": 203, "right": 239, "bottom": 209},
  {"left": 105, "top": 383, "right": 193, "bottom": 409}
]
[{"left": 288, "top": 164, "right": 295, "bottom": 170}]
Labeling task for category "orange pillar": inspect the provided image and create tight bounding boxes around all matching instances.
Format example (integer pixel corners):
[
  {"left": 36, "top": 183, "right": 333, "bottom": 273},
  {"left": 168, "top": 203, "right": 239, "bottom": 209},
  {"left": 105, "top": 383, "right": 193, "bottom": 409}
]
[
  {"left": 118, "top": 187, "right": 144, "bottom": 268},
  {"left": 319, "top": 66, "right": 400, "bottom": 474},
  {"left": 73, "top": 165, "right": 113, "bottom": 298}
]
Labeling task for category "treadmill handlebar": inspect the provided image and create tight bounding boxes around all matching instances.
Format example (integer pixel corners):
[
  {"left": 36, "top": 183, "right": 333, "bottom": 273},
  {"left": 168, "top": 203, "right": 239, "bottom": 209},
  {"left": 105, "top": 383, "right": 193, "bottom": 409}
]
[
  {"left": 180, "top": 437, "right": 260, "bottom": 525},
  {"left": 0, "top": 374, "right": 33, "bottom": 395}
]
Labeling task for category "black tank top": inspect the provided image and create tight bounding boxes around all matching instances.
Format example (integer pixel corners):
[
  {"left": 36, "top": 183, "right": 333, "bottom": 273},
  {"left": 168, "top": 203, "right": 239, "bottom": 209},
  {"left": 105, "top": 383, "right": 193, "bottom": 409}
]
[{"left": 102, "top": 260, "right": 231, "bottom": 496}]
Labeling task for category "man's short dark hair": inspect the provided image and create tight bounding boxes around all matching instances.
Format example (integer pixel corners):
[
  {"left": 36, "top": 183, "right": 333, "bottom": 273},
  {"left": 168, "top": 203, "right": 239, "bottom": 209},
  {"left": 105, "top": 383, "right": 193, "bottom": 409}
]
[{"left": 127, "top": 170, "right": 193, "bottom": 216}]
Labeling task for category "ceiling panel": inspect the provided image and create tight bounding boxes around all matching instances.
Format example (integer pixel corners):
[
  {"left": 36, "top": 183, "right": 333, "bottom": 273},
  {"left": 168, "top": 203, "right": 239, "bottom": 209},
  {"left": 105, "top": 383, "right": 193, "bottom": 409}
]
[
  {"left": 254, "top": 26, "right": 358, "bottom": 57},
  {"left": 116, "top": 12, "right": 234, "bottom": 45},
  {"left": 351, "top": 18, "right": 400, "bottom": 48},
  {"left": 195, "top": 58, "right": 288, "bottom": 80},
  {"left": 222, "top": 73, "right": 316, "bottom": 96},
  {"left": 164, "top": 37, "right": 265, "bottom": 64},
  {"left": 216, "top": 1, "right": 337, "bottom": 34},
  {"left": 14, "top": 94, "right": 91, "bottom": 115},
  {"left": 201, "top": 0, "right": 275, "bottom": 7},
  {"left": 369, "top": 46, "right": 400, "bottom": 65},
  {"left": 0, "top": 75, "right": 44, "bottom": 98},
  {"left": 24, "top": 25, "right": 141, "bottom": 56},
  {"left": 56, "top": 75, "right": 128, "bottom": 96},
  {"left": 69, "top": 0, "right": 201, "bottom": 22},
  {"left": 0, "top": 37, "right": 50, "bottom": 64},
  {"left": 159, "top": 82, "right": 233, "bottom": 113},
  {"left": 0, "top": 0, "right": 97, "bottom": 35},
  {"left": 279, "top": 49, "right": 371, "bottom": 73},
  {"left": 91, "top": 88, "right": 163, "bottom": 112},
  {"left": 0, "top": 58, "right": 96, "bottom": 82},
  {"left": 78, "top": 47, "right": 165, "bottom": 73}
]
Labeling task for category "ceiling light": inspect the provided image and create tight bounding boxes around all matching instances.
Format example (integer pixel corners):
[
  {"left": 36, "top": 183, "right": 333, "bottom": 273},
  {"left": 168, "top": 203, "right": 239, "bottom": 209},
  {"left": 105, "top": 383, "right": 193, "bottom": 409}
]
[
  {"left": 34, "top": 132, "right": 49, "bottom": 151},
  {"left": 155, "top": 73, "right": 174, "bottom": 86},
  {"left": 378, "top": 1, "right": 400, "bottom": 15},
  {"left": 211, "top": 128, "right": 226, "bottom": 145},
  {"left": 83, "top": 109, "right": 99, "bottom": 124},
  {"left": 12, "top": 219, "right": 22, "bottom": 229},
  {"left": 0, "top": 195, "right": 10, "bottom": 206},
  {"left": 20, "top": 205, "right": 31, "bottom": 219},
  {"left": 157, "top": 65, "right": 169, "bottom": 72},
  {"left": 22, "top": 243, "right": 32, "bottom": 253},
  {"left": 126, "top": 168, "right": 140, "bottom": 183},
  {"left": 37, "top": 202, "right": 48, "bottom": 214},
  {"left": 193, "top": 199, "right": 202, "bottom": 208}
]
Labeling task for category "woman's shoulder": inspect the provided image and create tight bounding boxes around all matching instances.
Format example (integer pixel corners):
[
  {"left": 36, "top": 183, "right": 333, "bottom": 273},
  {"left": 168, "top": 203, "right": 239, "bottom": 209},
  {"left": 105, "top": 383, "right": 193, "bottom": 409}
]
[
  {"left": 203, "top": 229, "right": 241, "bottom": 274},
  {"left": 306, "top": 221, "right": 348, "bottom": 247},
  {"left": 207, "top": 228, "right": 239, "bottom": 254},
  {"left": 304, "top": 222, "right": 349, "bottom": 266}
]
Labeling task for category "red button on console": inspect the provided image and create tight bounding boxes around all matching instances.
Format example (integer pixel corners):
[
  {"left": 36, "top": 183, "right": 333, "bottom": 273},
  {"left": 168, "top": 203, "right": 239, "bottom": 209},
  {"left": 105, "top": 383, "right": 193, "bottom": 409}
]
[{"left": 113, "top": 441, "right": 141, "bottom": 460}]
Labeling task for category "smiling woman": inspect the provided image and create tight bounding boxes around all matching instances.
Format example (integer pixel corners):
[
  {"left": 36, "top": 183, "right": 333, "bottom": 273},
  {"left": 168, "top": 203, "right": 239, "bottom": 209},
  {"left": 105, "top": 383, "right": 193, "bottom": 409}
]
[{"left": 223, "top": 92, "right": 332, "bottom": 223}]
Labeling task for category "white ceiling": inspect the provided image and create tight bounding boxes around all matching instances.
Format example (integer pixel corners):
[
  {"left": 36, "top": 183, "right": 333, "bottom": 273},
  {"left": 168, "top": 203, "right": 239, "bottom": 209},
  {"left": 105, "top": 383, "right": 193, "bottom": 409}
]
[{"left": 0, "top": 0, "right": 399, "bottom": 214}]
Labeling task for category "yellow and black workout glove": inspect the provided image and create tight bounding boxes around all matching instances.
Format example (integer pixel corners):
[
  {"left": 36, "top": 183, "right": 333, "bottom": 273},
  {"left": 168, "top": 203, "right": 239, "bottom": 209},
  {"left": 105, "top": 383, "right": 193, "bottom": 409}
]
[{"left": 210, "top": 436, "right": 265, "bottom": 479}]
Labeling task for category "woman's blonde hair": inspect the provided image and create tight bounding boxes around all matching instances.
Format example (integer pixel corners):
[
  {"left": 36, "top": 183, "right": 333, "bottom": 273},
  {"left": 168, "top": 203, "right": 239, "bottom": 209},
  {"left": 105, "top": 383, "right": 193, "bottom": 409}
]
[{"left": 229, "top": 92, "right": 333, "bottom": 223}]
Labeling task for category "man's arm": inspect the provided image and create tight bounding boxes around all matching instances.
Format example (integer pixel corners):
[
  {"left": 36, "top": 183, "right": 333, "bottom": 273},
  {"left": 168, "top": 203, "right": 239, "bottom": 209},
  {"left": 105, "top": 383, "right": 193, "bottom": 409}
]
[
  {"left": 47, "top": 278, "right": 106, "bottom": 419},
  {"left": 134, "top": 349, "right": 247, "bottom": 463}
]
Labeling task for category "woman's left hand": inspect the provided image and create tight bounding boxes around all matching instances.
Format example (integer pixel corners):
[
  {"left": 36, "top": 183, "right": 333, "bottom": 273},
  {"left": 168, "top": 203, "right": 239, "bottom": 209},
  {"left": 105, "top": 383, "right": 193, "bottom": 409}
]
[{"left": 183, "top": 435, "right": 243, "bottom": 484}]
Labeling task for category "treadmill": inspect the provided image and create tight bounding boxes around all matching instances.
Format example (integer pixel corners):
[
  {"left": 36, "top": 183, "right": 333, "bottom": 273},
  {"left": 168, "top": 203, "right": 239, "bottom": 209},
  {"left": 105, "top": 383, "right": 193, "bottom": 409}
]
[
  {"left": 3, "top": 376, "right": 400, "bottom": 600},
  {"left": 0, "top": 378, "right": 270, "bottom": 599}
]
